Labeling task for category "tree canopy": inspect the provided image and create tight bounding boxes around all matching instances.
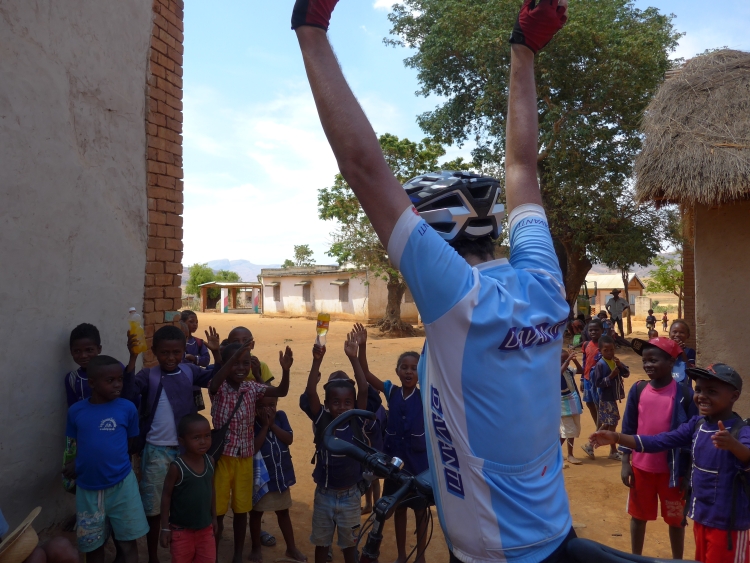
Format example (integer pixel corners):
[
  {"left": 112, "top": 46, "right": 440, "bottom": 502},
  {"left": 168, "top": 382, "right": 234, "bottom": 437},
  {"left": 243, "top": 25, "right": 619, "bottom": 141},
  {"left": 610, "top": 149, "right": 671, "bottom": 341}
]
[
  {"left": 284, "top": 244, "right": 315, "bottom": 268},
  {"left": 185, "top": 264, "right": 240, "bottom": 300},
  {"left": 386, "top": 0, "right": 681, "bottom": 304},
  {"left": 646, "top": 255, "right": 684, "bottom": 318}
]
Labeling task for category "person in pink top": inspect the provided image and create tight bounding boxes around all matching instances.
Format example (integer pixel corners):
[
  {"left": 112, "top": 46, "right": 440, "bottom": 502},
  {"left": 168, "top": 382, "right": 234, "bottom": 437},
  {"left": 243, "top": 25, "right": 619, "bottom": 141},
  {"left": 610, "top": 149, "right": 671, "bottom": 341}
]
[{"left": 619, "top": 337, "right": 699, "bottom": 559}]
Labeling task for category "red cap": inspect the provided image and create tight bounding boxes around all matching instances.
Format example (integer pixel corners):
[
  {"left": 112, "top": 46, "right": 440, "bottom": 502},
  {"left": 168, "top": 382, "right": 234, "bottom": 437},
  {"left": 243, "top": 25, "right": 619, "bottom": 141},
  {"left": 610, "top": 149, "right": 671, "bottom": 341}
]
[{"left": 631, "top": 337, "right": 682, "bottom": 358}]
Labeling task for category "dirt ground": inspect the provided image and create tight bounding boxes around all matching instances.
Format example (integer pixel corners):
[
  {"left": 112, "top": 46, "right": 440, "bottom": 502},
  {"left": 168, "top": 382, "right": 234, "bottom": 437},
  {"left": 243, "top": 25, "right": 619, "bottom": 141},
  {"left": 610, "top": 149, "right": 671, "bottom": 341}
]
[{"left": 48, "top": 314, "right": 693, "bottom": 562}]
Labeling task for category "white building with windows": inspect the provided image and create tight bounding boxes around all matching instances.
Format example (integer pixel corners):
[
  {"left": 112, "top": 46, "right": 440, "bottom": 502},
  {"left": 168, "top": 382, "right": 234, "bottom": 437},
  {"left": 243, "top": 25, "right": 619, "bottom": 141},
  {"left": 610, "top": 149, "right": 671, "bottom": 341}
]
[{"left": 259, "top": 266, "right": 419, "bottom": 322}]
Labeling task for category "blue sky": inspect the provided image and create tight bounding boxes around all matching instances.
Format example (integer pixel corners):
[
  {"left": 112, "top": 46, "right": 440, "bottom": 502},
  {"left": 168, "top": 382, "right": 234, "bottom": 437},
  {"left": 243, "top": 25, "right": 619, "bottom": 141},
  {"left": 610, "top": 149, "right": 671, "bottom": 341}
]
[{"left": 182, "top": 1, "right": 750, "bottom": 269}]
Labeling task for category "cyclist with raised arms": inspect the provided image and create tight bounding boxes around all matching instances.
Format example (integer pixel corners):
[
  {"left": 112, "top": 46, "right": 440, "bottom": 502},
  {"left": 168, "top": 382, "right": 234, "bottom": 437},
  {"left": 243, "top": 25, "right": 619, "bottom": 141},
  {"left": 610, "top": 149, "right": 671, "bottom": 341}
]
[{"left": 292, "top": 1, "right": 571, "bottom": 561}]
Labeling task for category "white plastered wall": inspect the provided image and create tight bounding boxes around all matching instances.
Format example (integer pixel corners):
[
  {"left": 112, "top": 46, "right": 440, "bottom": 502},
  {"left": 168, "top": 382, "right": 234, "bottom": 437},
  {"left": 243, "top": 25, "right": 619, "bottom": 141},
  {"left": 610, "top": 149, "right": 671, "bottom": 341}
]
[{"left": 0, "top": 0, "right": 152, "bottom": 527}]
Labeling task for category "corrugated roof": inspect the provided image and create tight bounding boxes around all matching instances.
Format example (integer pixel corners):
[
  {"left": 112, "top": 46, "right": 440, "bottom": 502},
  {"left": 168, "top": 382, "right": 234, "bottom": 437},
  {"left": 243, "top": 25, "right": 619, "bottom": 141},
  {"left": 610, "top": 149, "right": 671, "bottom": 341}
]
[{"left": 585, "top": 273, "right": 645, "bottom": 290}]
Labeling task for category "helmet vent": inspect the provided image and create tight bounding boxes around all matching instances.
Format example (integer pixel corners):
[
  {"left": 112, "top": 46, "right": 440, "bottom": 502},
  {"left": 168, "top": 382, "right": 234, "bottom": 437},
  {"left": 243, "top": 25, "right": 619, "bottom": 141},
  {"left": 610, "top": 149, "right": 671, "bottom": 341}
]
[
  {"left": 419, "top": 195, "right": 463, "bottom": 211},
  {"left": 467, "top": 185, "right": 492, "bottom": 200},
  {"left": 430, "top": 222, "right": 456, "bottom": 234}
]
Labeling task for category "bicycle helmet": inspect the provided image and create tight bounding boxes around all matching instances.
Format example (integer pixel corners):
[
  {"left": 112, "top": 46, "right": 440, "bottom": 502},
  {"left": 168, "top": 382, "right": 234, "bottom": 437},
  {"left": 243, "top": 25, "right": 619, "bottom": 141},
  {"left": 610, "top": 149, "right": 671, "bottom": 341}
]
[{"left": 404, "top": 171, "right": 505, "bottom": 242}]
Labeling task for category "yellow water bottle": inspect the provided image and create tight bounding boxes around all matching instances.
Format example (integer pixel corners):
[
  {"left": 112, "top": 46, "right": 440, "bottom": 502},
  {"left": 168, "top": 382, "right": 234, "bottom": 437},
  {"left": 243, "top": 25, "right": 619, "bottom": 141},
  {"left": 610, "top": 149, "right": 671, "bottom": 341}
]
[
  {"left": 128, "top": 307, "right": 148, "bottom": 354},
  {"left": 315, "top": 313, "right": 330, "bottom": 347}
]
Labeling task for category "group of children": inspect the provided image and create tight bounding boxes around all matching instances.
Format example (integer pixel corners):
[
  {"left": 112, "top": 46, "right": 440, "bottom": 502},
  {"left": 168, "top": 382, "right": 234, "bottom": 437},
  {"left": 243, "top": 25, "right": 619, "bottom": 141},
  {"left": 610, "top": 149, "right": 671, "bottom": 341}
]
[
  {"left": 561, "top": 313, "right": 750, "bottom": 563},
  {"left": 62, "top": 314, "right": 430, "bottom": 563}
]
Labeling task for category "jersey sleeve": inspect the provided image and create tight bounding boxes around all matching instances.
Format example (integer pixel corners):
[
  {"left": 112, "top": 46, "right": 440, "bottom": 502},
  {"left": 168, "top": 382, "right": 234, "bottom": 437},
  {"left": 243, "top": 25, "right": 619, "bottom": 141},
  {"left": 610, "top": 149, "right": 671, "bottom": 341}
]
[
  {"left": 507, "top": 204, "right": 563, "bottom": 286},
  {"left": 387, "top": 206, "right": 475, "bottom": 324}
]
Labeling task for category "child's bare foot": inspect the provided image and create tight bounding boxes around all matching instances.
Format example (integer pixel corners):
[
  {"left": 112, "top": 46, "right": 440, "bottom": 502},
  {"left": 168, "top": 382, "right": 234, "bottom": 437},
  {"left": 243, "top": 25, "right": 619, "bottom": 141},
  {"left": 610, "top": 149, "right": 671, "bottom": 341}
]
[
  {"left": 567, "top": 455, "right": 583, "bottom": 465},
  {"left": 361, "top": 503, "right": 372, "bottom": 515},
  {"left": 248, "top": 548, "right": 263, "bottom": 563},
  {"left": 285, "top": 547, "right": 308, "bottom": 562}
]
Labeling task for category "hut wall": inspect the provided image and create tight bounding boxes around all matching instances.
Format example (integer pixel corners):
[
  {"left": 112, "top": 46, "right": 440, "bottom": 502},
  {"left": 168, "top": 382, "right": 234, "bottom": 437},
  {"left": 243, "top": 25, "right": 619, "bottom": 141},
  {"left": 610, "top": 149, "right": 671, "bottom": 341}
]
[
  {"left": 682, "top": 205, "right": 697, "bottom": 349},
  {"left": 694, "top": 201, "right": 750, "bottom": 413}
]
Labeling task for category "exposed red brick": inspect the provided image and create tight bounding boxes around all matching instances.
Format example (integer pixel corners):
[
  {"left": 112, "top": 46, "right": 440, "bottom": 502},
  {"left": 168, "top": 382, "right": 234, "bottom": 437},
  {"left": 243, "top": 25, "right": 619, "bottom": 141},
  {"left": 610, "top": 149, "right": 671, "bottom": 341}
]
[
  {"left": 148, "top": 236, "right": 166, "bottom": 250},
  {"left": 155, "top": 298, "right": 173, "bottom": 311},
  {"left": 156, "top": 225, "right": 175, "bottom": 238},
  {"left": 143, "top": 300, "right": 155, "bottom": 313},
  {"left": 146, "top": 261, "right": 164, "bottom": 274},
  {"left": 165, "top": 213, "right": 182, "bottom": 227},
  {"left": 155, "top": 248, "right": 175, "bottom": 262},
  {"left": 165, "top": 262, "right": 182, "bottom": 275},
  {"left": 166, "top": 238, "right": 183, "bottom": 251},
  {"left": 164, "top": 286, "right": 182, "bottom": 299},
  {"left": 145, "top": 287, "right": 164, "bottom": 300},
  {"left": 155, "top": 274, "right": 174, "bottom": 287},
  {"left": 148, "top": 211, "right": 167, "bottom": 225}
]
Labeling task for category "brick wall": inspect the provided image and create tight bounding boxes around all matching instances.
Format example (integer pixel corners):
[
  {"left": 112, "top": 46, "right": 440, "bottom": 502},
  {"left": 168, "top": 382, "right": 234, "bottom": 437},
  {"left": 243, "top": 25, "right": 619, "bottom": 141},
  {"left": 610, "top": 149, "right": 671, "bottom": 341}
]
[
  {"left": 681, "top": 204, "right": 697, "bottom": 349},
  {"left": 143, "top": 0, "right": 185, "bottom": 365}
]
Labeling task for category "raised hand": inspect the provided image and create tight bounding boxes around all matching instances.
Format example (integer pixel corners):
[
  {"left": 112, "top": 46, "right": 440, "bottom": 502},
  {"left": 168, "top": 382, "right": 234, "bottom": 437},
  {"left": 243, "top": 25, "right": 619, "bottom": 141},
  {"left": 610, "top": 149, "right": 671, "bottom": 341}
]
[
  {"left": 204, "top": 326, "right": 220, "bottom": 353},
  {"left": 291, "top": 0, "right": 339, "bottom": 31},
  {"left": 353, "top": 323, "right": 368, "bottom": 346},
  {"left": 509, "top": 0, "right": 568, "bottom": 54},
  {"left": 279, "top": 346, "right": 294, "bottom": 371},
  {"left": 712, "top": 421, "right": 737, "bottom": 451},
  {"left": 126, "top": 331, "right": 140, "bottom": 357},
  {"left": 344, "top": 331, "right": 359, "bottom": 359},
  {"left": 312, "top": 344, "right": 326, "bottom": 362}
]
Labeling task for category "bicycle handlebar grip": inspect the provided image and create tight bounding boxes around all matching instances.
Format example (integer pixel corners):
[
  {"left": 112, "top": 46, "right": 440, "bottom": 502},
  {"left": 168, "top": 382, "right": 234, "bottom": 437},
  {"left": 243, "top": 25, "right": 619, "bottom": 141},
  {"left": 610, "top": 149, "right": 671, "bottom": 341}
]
[{"left": 321, "top": 409, "right": 375, "bottom": 462}]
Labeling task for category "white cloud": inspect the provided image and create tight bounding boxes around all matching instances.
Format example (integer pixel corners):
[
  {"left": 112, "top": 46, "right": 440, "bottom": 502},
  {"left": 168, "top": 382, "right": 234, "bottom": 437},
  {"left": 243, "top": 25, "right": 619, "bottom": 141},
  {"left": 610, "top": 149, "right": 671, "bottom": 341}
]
[{"left": 373, "top": 0, "right": 394, "bottom": 10}]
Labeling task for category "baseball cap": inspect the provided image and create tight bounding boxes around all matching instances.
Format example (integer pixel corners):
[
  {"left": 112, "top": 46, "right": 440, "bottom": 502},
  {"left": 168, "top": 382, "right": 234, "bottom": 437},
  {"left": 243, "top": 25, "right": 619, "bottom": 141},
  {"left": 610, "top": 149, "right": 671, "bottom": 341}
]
[
  {"left": 687, "top": 363, "right": 743, "bottom": 392},
  {"left": 631, "top": 337, "right": 682, "bottom": 359}
]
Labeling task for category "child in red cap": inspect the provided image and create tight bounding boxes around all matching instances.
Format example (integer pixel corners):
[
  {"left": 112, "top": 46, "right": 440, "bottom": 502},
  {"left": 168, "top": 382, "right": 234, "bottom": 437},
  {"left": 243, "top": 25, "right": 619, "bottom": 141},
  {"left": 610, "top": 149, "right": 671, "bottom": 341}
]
[{"left": 614, "top": 337, "right": 697, "bottom": 559}]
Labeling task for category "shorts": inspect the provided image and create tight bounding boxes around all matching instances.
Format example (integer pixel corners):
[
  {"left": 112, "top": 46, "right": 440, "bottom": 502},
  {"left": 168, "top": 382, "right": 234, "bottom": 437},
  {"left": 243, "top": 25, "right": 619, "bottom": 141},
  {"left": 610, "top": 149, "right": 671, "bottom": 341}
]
[
  {"left": 170, "top": 525, "right": 215, "bottom": 563},
  {"left": 560, "top": 415, "right": 581, "bottom": 439},
  {"left": 310, "top": 484, "right": 362, "bottom": 549},
  {"left": 382, "top": 478, "right": 429, "bottom": 511},
  {"left": 646, "top": 323, "right": 655, "bottom": 330},
  {"left": 140, "top": 443, "right": 179, "bottom": 516},
  {"left": 214, "top": 455, "right": 254, "bottom": 515},
  {"left": 694, "top": 521, "right": 749, "bottom": 563},
  {"left": 252, "top": 489, "right": 292, "bottom": 513},
  {"left": 76, "top": 471, "right": 149, "bottom": 552},
  {"left": 598, "top": 401, "right": 620, "bottom": 426},
  {"left": 627, "top": 467, "right": 685, "bottom": 527},
  {"left": 581, "top": 377, "right": 600, "bottom": 404}
]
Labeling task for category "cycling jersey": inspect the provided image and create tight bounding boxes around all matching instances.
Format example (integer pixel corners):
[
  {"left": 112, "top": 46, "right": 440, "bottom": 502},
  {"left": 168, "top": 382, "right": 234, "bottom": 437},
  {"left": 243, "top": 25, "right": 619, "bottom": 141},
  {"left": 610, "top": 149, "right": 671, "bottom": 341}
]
[{"left": 387, "top": 203, "right": 571, "bottom": 563}]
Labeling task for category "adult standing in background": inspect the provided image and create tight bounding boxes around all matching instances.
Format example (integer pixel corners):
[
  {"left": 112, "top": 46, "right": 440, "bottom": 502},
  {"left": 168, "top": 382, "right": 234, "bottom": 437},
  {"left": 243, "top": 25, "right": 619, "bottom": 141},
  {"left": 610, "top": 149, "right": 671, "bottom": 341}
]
[{"left": 606, "top": 288, "right": 631, "bottom": 337}]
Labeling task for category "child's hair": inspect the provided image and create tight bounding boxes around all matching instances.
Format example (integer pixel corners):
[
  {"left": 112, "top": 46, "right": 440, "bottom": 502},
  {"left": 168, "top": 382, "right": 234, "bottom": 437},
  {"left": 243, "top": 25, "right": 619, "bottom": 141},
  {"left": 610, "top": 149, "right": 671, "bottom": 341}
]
[
  {"left": 588, "top": 319, "right": 603, "bottom": 329},
  {"left": 70, "top": 323, "right": 101, "bottom": 347},
  {"left": 228, "top": 326, "right": 253, "bottom": 341},
  {"left": 648, "top": 309, "right": 654, "bottom": 314},
  {"left": 598, "top": 335, "right": 614, "bottom": 348},
  {"left": 576, "top": 313, "right": 585, "bottom": 322},
  {"left": 323, "top": 378, "right": 356, "bottom": 401},
  {"left": 396, "top": 351, "right": 420, "bottom": 367},
  {"left": 87, "top": 355, "right": 121, "bottom": 379},
  {"left": 153, "top": 325, "right": 186, "bottom": 349},
  {"left": 180, "top": 310, "right": 197, "bottom": 322},
  {"left": 178, "top": 321, "right": 190, "bottom": 337},
  {"left": 670, "top": 319, "right": 691, "bottom": 336},
  {"left": 221, "top": 342, "right": 245, "bottom": 363},
  {"left": 597, "top": 310, "right": 608, "bottom": 318},
  {"left": 648, "top": 329, "right": 659, "bottom": 339},
  {"left": 178, "top": 413, "right": 209, "bottom": 437}
]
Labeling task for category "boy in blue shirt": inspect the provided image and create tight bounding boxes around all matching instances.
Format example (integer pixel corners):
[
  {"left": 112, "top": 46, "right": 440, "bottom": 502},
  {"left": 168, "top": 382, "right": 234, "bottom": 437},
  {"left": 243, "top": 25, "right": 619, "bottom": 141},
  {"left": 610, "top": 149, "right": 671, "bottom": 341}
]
[{"left": 66, "top": 355, "right": 148, "bottom": 563}]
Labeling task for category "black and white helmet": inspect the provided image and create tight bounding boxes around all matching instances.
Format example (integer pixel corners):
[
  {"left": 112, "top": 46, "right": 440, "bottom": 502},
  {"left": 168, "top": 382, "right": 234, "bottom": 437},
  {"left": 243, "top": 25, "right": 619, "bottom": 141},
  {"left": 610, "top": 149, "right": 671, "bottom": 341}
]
[{"left": 404, "top": 171, "right": 505, "bottom": 242}]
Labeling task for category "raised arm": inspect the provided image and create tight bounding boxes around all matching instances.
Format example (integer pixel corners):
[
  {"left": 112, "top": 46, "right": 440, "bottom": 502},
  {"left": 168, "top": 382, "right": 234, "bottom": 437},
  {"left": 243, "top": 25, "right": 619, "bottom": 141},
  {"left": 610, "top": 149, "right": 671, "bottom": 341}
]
[
  {"left": 263, "top": 347, "right": 292, "bottom": 398},
  {"left": 208, "top": 340, "right": 252, "bottom": 395},
  {"left": 352, "top": 323, "right": 385, "bottom": 394},
  {"left": 305, "top": 345, "right": 326, "bottom": 419},
  {"left": 293, "top": 5, "right": 410, "bottom": 246},
  {"left": 344, "top": 331, "right": 368, "bottom": 410}
]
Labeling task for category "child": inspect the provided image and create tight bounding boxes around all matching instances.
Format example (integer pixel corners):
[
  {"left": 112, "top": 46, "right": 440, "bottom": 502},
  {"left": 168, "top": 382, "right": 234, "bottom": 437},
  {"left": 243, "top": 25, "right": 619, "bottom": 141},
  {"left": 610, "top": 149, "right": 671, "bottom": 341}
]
[
  {"left": 593, "top": 336, "right": 630, "bottom": 461},
  {"left": 648, "top": 329, "right": 660, "bottom": 340},
  {"left": 123, "top": 324, "right": 222, "bottom": 563},
  {"left": 598, "top": 310, "right": 613, "bottom": 337},
  {"left": 591, "top": 363, "right": 750, "bottom": 563},
  {"left": 580, "top": 318, "right": 604, "bottom": 458},
  {"left": 305, "top": 333, "right": 368, "bottom": 563},
  {"left": 621, "top": 337, "right": 696, "bottom": 559},
  {"left": 64, "top": 323, "right": 103, "bottom": 406},
  {"left": 250, "top": 397, "right": 307, "bottom": 563},
  {"left": 357, "top": 334, "right": 428, "bottom": 563},
  {"left": 159, "top": 413, "right": 217, "bottom": 563},
  {"left": 670, "top": 320, "right": 697, "bottom": 384},
  {"left": 226, "top": 327, "right": 275, "bottom": 384},
  {"left": 209, "top": 341, "right": 292, "bottom": 563},
  {"left": 646, "top": 309, "right": 657, "bottom": 332},
  {"left": 662, "top": 311, "right": 669, "bottom": 332},
  {"left": 66, "top": 355, "right": 148, "bottom": 563},
  {"left": 561, "top": 349, "right": 584, "bottom": 466},
  {"left": 181, "top": 311, "right": 210, "bottom": 367}
]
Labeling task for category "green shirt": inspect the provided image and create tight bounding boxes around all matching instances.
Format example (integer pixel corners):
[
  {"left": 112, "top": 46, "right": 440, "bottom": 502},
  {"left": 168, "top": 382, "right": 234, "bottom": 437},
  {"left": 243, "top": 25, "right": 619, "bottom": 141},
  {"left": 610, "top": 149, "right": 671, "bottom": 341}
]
[{"left": 169, "top": 454, "right": 214, "bottom": 529}]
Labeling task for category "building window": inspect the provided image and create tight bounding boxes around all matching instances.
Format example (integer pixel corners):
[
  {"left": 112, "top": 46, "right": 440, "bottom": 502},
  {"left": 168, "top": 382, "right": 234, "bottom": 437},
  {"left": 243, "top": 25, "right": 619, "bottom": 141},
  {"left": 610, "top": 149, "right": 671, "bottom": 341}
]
[
  {"left": 273, "top": 285, "right": 280, "bottom": 302},
  {"left": 303, "top": 284, "right": 311, "bottom": 303},
  {"left": 404, "top": 287, "right": 414, "bottom": 304},
  {"left": 339, "top": 284, "right": 349, "bottom": 302},
  {"left": 630, "top": 293, "right": 636, "bottom": 305}
]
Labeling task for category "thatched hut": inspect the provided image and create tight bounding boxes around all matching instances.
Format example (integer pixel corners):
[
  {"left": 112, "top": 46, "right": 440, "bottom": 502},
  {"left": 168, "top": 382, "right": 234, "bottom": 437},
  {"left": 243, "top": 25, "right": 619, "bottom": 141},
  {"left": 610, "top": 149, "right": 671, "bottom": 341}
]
[{"left": 635, "top": 49, "right": 750, "bottom": 409}]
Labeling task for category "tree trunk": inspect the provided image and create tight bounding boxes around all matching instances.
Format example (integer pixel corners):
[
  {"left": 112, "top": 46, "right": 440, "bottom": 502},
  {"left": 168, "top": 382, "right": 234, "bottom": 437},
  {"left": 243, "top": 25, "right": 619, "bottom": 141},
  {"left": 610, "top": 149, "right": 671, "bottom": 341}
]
[
  {"left": 374, "top": 274, "right": 415, "bottom": 337},
  {"left": 621, "top": 269, "right": 632, "bottom": 335},
  {"left": 676, "top": 290, "right": 683, "bottom": 319},
  {"left": 558, "top": 239, "right": 593, "bottom": 310}
]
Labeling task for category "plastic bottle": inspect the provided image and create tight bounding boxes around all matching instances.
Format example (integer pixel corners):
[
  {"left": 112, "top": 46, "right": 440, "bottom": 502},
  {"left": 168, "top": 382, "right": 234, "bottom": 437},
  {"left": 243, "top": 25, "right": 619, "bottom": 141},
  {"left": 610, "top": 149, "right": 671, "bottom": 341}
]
[
  {"left": 128, "top": 307, "right": 148, "bottom": 354},
  {"left": 315, "top": 312, "right": 330, "bottom": 347}
]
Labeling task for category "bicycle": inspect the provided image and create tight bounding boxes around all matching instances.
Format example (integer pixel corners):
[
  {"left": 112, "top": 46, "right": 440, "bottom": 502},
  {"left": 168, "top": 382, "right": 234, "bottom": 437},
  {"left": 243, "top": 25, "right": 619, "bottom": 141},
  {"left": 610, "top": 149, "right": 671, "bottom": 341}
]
[{"left": 322, "top": 410, "right": 696, "bottom": 563}]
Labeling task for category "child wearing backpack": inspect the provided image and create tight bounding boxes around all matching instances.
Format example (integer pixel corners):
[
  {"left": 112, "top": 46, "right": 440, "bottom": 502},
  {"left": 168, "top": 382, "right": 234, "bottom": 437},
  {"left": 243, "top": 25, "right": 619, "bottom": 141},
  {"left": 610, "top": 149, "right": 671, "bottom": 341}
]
[
  {"left": 591, "top": 362, "right": 750, "bottom": 563},
  {"left": 620, "top": 337, "right": 697, "bottom": 559},
  {"left": 181, "top": 311, "right": 210, "bottom": 367},
  {"left": 580, "top": 318, "right": 603, "bottom": 458},
  {"left": 593, "top": 336, "right": 630, "bottom": 461}
]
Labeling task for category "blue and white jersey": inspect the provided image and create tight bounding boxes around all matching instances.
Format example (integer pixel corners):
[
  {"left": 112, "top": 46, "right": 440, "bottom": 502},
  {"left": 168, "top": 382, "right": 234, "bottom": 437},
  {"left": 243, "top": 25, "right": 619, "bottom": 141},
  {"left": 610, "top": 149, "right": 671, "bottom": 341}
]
[{"left": 388, "top": 204, "right": 571, "bottom": 563}]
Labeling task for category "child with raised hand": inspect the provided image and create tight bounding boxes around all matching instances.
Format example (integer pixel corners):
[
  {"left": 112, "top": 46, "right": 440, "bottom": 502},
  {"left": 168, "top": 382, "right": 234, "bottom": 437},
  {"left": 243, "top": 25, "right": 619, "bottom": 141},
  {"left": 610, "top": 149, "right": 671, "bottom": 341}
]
[
  {"left": 593, "top": 335, "right": 630, "bottom": 461},
  {"left": 670, "top": 320, "right": 697, "bottom": 384},
  {"left": 353, "top": 324, "right": 428, "bottom": 563},
  {"left": 159, "top": 413, "right": 217, "bottom": 563},
  {"left": 620, "top": 337, "right": 695, "bottom": 560},
  {"left": 305, "top": 332, "right": 368, "bottom": 563},
  {"left": 591, "top": 363, "right": 750, "bottom": 563},
  {"left": 560, "top": 349, "right": 584, "bottom": 466},
  {"left": 250, "top": 397, "right": 307, "bottom": 563},
  {"left": 181, "top": 311, "right": 210, "bottom": 367},
  {"left": 66, "top": 355, "right": 148, "bottom": 563},
  {"left": 122, "top": 324, "right": 222, "bottom": 563},
  {"left": 580, "top": 318, "right": 604, "bottom": 458},
  {"left": 226, "top": 326, "right": 275, "bottom": 384},
  {"left": 209, "top": 340, "right": 293, "bottom": 563}
]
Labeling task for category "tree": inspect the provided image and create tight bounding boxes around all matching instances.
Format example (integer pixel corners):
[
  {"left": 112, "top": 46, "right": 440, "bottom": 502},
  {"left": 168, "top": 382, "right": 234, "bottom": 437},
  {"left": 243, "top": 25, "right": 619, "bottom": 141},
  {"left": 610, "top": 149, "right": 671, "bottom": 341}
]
[
  {"left": 386, "top": 0, "right": 681, "bottom": 305},
  {"left": 646, "top": 255, "right": 684, "bottom": 318},
  {"left": 281, "top": 259, "right": 295, "bottom": 269},
  {"left": 318, "top": 133, "right": 449, "bottom": 335},
  {"left": 290, "top": 244, "right": 315, "bottom": 267},
  {"left": 185, "top": 263, "right": 240, "bottom": 305}
]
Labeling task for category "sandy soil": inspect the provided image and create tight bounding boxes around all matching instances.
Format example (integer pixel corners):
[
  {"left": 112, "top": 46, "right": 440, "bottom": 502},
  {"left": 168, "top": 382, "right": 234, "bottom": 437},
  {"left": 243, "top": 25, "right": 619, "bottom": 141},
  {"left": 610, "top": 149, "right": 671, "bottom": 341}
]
[{"left": 50, "top": 314, "right": 694, "bottom": 562}]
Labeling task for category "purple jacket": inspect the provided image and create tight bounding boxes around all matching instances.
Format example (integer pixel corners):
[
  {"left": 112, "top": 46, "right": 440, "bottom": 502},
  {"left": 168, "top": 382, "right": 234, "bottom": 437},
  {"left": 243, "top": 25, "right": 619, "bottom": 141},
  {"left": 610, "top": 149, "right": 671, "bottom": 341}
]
[
  {"left": 593, "top": 358, "right": 630, "bottom": 402},
  {"left": 185, "top": 337, "right": 210, "bottom": 368},
  {"left": 636, "top": 415, "right": 750, "bottom": 530},
  {"left": 122, "top": 363, "right": 215, "bottom": 442}
]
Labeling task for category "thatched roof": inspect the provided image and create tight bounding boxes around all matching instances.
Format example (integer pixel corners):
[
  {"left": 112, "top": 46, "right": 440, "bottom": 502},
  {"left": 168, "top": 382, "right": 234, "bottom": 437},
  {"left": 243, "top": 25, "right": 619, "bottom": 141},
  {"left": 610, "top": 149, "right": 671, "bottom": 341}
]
[{"left": 635, "top": 50, "right": 750, "bottom": 205}]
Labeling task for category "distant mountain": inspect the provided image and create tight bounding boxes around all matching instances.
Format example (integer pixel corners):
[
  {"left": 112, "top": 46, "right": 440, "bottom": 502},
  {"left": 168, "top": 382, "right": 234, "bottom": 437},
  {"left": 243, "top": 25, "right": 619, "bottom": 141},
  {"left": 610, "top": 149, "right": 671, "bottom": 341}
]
[{"left": 182, "top": 259, "right": 281, "bottom": 285}]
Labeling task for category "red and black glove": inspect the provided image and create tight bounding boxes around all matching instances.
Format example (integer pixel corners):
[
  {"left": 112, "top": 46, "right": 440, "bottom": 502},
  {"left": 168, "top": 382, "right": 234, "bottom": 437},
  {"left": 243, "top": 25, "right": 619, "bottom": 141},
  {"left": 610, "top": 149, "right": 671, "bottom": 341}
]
[
  {"left": 509, "top": 0, "right": 568, "bottom": 54},
  {"left": 291, "top": 0, "right": 340, "bottom": 31}
]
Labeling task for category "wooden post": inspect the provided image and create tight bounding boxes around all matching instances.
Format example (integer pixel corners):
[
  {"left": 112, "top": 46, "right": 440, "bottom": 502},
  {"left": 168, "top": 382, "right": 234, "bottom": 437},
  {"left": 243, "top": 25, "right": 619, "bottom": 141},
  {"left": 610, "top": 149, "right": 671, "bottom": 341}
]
[
  {"left": 200, "top": 286, "right": 207, "bottom": 312},
  {"left": 230, "top": 288, "right": 237, "bottom": 309}
]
